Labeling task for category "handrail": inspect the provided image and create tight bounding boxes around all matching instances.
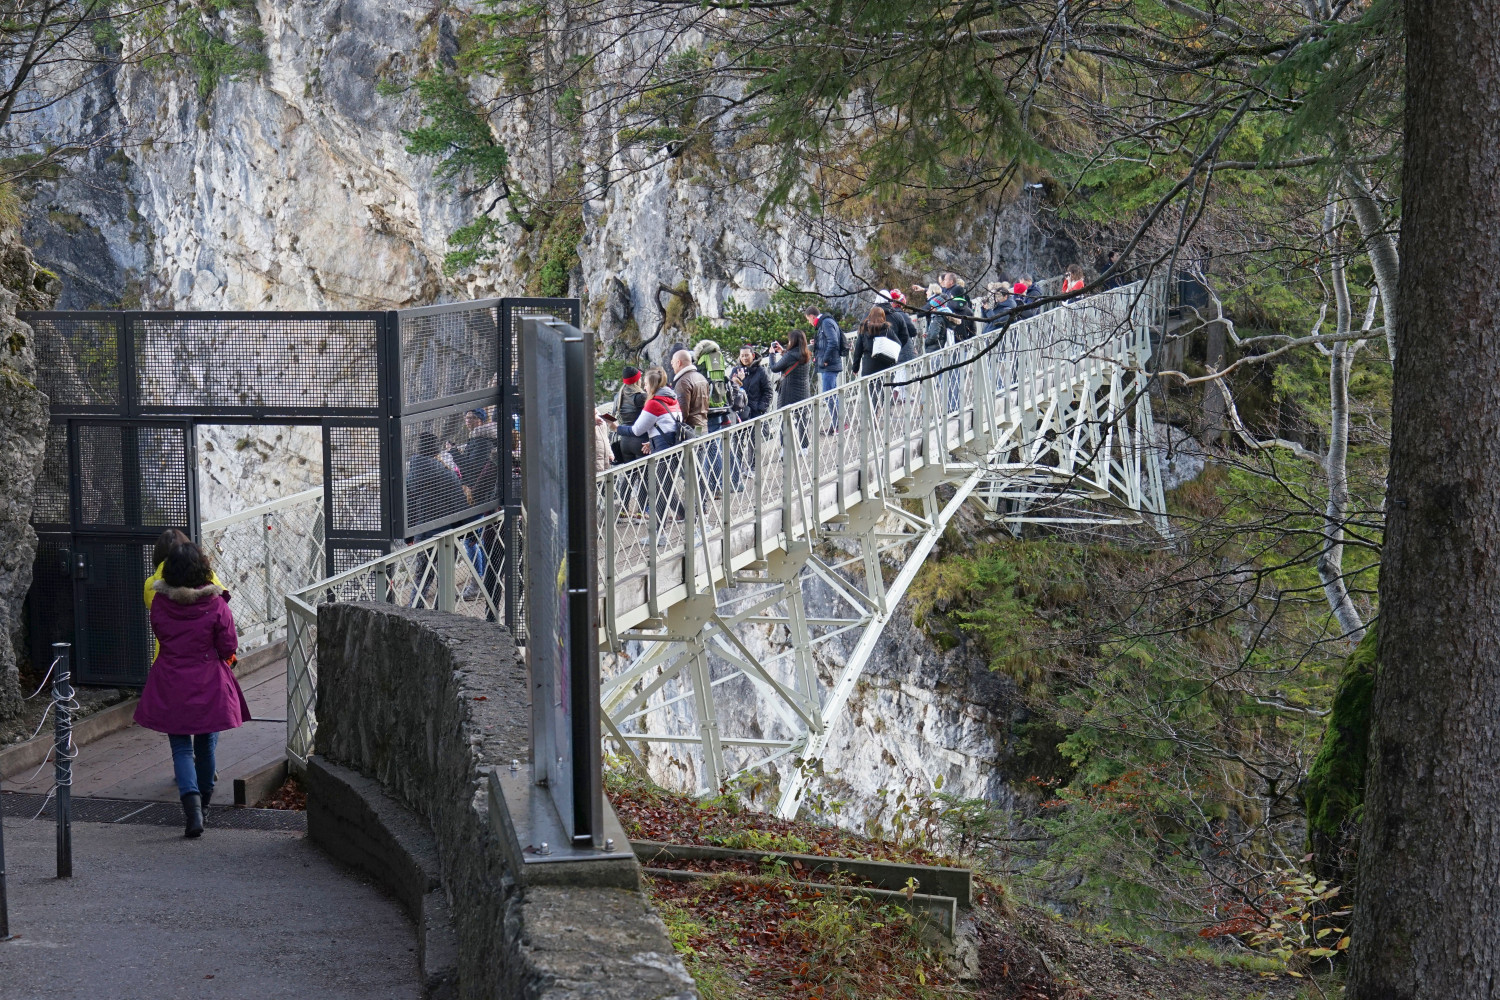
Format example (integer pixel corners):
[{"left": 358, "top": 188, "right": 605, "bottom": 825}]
[
  {"left": 283, "top": 508, "right": 508, "bottom": 766},
  {"left": 605, "top": 282, "right": 1148, "bottom": 472},
  {"left": 201, "top": 486, "right": 324, "bottom": 533}
]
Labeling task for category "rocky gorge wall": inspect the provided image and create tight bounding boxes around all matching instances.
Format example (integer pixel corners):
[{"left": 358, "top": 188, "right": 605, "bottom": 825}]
[
  {"left": 0, "top": 230, "right": 59, "bottom": 721},
  {"left": 18, "top": 0, "right": 1071, "bottom": 326}
]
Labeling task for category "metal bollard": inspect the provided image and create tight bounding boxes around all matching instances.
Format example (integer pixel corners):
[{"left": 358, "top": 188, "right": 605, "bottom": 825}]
[{"left": 52, "top": 642, "right": 72, "bottom": 879}]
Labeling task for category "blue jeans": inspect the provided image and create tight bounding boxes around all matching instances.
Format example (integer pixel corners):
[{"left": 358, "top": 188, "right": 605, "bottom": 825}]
[
  {"left": 820, "top": 371, "right": 841, "bottom": 429},
  {"left": 168, "top": 733, "right": 218, "bottom": 799},
  {"left": 702, "top": 413, "right": 726, "bottom": 495},
  {"left": 464, "top": 536, "right": 487, "bottom": 579}
]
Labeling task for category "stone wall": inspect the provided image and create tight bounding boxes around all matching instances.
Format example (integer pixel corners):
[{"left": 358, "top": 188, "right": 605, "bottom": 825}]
[
  {"left": 0, "top": 230, "right": 59, "bottom": 721},
  {"left": 313, "top": 603, "right": 696, "bottom": 1000}
]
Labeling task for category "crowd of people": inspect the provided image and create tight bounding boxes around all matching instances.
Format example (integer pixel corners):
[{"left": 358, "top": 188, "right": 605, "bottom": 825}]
[
  {"left": 394, "top": 263, "right": 1101, "bottom": 548},
  {"left": 592, "top": 264, "right": 1098, "bottom": 537}
]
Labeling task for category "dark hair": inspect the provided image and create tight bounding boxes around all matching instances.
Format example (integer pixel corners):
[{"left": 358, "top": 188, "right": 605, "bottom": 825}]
[
  {"left": 161, "top": 541, "right": 213, "bottom": 588},
  {"left": 152, "top": 528, "right": 190, "bottom": 568},
  {"left": 417, "top": 431, "right": 440, "bottom": 458},
  {"left": 786, "top": 328, "right": 811, "bottom": 364},
  {"left": 802, "top": 306, "right": 820, "bottom": 318}
]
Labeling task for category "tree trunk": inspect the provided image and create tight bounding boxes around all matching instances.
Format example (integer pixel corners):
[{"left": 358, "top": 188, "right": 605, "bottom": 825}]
[
  {"left": 1344, "top": 169, "right": 1400, "bottom": 362},
  {"left": 1318, "top": 200, "right": 1365, "bottom": 640},
  {"left": 1347, "top": 6, "right": 1500, "bottom": 997},
  {"left": 1199, "top": 318, "right": 1227, "bottom": 446}
]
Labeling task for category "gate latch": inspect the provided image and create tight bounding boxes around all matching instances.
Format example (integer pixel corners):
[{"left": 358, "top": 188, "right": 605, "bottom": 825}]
[{"left": 72, "top": 550, "right": 89, "bottom": 582}]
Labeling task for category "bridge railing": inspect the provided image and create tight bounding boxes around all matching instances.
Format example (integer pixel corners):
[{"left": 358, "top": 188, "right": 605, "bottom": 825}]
[
  {"left": 280, "top": 278, "right": 1163, "bottom": 767},
  {"left": 595, "top": 278, "right": 1163, "bottom": 643},
  {"left": 282, "top": 509, "right": 509, "bottom": 766},
  {"left": 200, "top": 486, "right": 326, "bottom": 648}
]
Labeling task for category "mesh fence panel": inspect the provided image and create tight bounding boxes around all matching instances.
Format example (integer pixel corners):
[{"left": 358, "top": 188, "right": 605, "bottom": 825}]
[
  {"left": 399, "top": 402, "right": 498, "bottom": 536},
  {"left": 134, "top": 315, "right": 381, "bottom": 412},
  {"left": 399, "top": 303, "right": 499, "bottom": 409},
  {"left": 28, "top": 314, "right": 121, "bottom": 409},
  {"left": 331, "top": 545, "right": 387, "bottom": 574},
  {"left": 136, "top": 425, "right": 190, "bottom": 528},
  {"left": 76, "top": 542, "right": 154, "bottom": 686},
  {"left": 32, "top": 424, "right": 70, "bottom": 525},
  {"left": 327, "top": 425, "right": 382, "bottom": 533},
  {"left": 28, "top": 535, "right": 73, "bottom": 663},
  {"left": 78, "top": 424, "right": 124, "bottom": 525}
]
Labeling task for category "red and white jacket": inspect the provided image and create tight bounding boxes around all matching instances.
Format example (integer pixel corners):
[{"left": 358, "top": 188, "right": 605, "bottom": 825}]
[{"left": 631, "top": 388, "right": 682, "bottom": 440}]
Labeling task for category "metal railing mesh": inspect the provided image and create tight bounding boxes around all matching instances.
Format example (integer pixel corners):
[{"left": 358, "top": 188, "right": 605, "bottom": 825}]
[
  {"left": 284, "top": 511, "right": 508, "bottom": 765},
  {"left": 201, "top": 487, "right": 327, "bottom": 649}
]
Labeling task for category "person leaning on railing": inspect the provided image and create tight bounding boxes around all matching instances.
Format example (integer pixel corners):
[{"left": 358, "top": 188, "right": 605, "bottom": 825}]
[
  {"left": 611, "top": 366, "right": 649, "bottom": 465},
  {"left": 631, "top": 367, "right": 686, "bottom": 543}
]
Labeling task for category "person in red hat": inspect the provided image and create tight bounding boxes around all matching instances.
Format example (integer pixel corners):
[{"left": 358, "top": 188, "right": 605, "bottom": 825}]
[{"left": 881, "top": 288, "right": 919, "bottom": 362}]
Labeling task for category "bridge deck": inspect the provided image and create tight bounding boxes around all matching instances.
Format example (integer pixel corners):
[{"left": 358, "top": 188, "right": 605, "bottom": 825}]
[{"left": 595, "top": 284, "right": 1158, "bottom": 640}]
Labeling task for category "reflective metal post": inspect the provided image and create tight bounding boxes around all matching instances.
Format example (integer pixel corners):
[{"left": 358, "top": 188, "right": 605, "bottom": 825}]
[{"left": 52, "top": 642, "right": 73, "bottom": 878}]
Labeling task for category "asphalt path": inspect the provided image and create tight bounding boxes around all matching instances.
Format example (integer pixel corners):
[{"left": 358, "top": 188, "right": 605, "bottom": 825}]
[{"left": 0, "top": 818, "right": 421, "bottom": 999}]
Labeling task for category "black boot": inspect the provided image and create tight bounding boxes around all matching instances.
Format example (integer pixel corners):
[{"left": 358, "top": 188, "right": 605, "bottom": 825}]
[{"left": 182, "top": 793, "right": 203, "bottom": 838}]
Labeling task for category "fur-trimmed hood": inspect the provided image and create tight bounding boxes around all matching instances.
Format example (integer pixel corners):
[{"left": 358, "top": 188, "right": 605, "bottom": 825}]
[
  {"left": 152, "top": 580, "right": 226, "bottom": 605},
  {"left": 694, "top": 338, "right": 724, "bottom": 360}
]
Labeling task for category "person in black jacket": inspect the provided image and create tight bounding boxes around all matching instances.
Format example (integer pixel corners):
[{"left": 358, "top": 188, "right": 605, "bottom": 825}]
[
  {"left": 612, "top": 366, "right": 649, "bottom": 464},
  {"left": 849, "top": 306, "right": 901, "bottom": 378},
  {"left": 919, "top": 273, "right": 975, "bottom": 351},
  {"left": 728, "top": 346, "right": 771, "bottom": 489},
  {"left": 405, "top": 431, "right": 468, "bottom": 538},
  {"left": 878, "top": 289, "right": 920, "bottom": 365},
  {"left": 732, "top": 347, "right": 772, "bottom": 420},
  {"left": 769, "top": 329, "right": 812, "bottom": 450}
]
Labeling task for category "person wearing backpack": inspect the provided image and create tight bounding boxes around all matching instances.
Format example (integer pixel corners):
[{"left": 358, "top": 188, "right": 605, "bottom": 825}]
[
  {"left": 612, "top": 366, "right": 649, "bottom": 464},
  {"left": 850, "top": 306, "right": 902, "bottom": 378},
  {"left": 632, "top": 367, "right": 685, "bottom": 545},
  {"left": 694, "top": 339, "right": 733, "bottom": 496}
]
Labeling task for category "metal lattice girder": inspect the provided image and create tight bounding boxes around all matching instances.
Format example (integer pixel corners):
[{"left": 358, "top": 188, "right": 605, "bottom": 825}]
[{"left": 595, "top": 278, "right": 1170, "bottom": 816}]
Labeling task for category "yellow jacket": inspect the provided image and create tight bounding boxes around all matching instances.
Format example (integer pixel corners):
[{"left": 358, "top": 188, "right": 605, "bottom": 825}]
[{"left": 144, "top": 563, "right": 228, "bottom": 657}]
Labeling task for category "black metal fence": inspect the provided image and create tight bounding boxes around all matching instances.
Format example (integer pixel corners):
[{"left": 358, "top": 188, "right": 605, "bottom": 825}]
[{"left": 22, "top": 298, "right": 576, "bottom": 685}]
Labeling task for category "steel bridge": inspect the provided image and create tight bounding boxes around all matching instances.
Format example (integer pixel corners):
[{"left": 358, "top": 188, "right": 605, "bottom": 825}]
[{"left": 282, "top": 278, "right": 1168, "bottom": 818}]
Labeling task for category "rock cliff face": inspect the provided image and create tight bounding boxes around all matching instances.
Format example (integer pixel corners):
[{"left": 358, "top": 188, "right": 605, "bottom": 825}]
[
  {"left": 0, "top": 231, "right": 60, "bottom": 721},
  {"left": 19, "top": 0, "right": 1069, "bottom": 326}
]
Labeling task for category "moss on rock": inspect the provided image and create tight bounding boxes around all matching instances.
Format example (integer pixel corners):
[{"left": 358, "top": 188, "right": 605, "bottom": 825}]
[{"left": 1304, "top": 629, "right": 1378, "bottom": 881}]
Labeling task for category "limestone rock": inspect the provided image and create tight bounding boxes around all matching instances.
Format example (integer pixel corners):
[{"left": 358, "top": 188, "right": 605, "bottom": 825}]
[{"left": 0, "top": 231, "right": 57, "bottom": 721}]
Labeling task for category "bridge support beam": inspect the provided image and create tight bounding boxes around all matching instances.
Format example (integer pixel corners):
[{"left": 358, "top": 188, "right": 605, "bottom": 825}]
[{"left": 597, "top": 278, "right": 1170, "bottom": 813}]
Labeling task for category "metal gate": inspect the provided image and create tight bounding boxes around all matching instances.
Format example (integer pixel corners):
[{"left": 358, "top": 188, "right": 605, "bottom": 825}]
[{"left": 22, "top": 299, "right": 576, "bottom": 686}]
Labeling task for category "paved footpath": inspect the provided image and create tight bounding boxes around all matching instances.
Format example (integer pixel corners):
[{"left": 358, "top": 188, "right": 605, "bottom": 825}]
[
  {"left": 7, "top": 657, "right": 288, "bottom": 803},
  {"left": 0, "top": 816, "right": 422, "bottom": 999}
]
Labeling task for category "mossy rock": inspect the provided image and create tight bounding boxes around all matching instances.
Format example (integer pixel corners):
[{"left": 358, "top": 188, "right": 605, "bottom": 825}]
[{"left": 1304, "top": 629, "right": 1377, "bottom": 882}]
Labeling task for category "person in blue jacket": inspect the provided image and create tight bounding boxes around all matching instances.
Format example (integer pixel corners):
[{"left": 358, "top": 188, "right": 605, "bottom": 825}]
[{"left": 803, "top": 305, "right": 846, "bottom": 432}]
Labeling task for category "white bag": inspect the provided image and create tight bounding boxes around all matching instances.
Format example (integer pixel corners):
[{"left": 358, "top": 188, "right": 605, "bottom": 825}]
[{"left": 872, "top": 334, "right": 901, "bottom": 360}]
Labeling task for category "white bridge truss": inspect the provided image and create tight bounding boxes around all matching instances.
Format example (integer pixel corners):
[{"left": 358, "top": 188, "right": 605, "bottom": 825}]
[{"left": 595, "top": 279, "right": 1168, "bottom": 817}]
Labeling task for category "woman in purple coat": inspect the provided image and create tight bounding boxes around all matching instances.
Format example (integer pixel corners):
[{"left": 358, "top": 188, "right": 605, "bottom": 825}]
[{"left": 134, "top": 541, "right": 251, "bottom": 838}]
